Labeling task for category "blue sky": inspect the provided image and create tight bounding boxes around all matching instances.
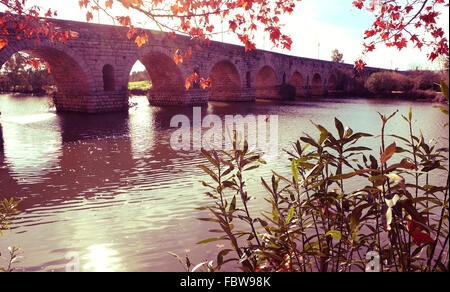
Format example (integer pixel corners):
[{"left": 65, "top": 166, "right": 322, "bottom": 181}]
[{"left": 13, "top": 0, "right": 450, "bottom": 70}]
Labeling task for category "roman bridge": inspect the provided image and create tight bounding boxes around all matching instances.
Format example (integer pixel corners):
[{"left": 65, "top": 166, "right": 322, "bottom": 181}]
[{"left": 0, "top": 18, "right": 380, "bottom": 113}]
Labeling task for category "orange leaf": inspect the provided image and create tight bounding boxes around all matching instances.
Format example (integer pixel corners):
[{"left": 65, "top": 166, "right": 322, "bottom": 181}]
[
  {"left": 70, "top": 31, "right": 80, "bottom": 38},
  {"left": 135, "top": 33, "right": 148, "bottom": 47},
  {"left": 185, "top": 80, "right": 191, "bottom": 90},
  {"left": 200, "top": 78, "right": 211, "bottom": 90},
  {"left": 105, "top": 0, "right": 113, "bottom": 9},
  {"left": 0, "top": 39, "right": 8, "bottom": 51},
  {"left": 118, "top": 16, "right": 131, "bottom": 27},
  {"left": 174, "top": 50, "right": 183, "bottom": 65}
]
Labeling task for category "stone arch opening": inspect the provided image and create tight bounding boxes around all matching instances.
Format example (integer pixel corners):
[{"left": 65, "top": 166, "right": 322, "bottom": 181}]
[
  {"left": 103, "top": 64, "right": 115, "bottom": 92},
  {"left": 209, "top": 60, "right": 241, "bottom": 101},
  {"left": 0, "top": 47, "right": 90, "bottom": 97},
  {"left": 290, "top": 72, "right": 304, "bottom": 97},
  {"left": 312, "top": 73, "right": 323, "bottom": 96},
  {"left": 128, "top": 52, "right": 184, "bottom": 106},
  {"left": 328, "top": 74, "right": 337, "bottom": 91},
  {"left": 256, "top": 66, "right": 277, "bottom": 99}
]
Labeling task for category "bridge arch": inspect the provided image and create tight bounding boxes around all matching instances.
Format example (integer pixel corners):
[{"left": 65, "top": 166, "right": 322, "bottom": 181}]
[
  {"left": 0, "top": 40, "right": 93, "bottom": 97},
  {"left": 311, "top": 73, "right": 323, "bottom": 96},
  {"left": 328, "top": 73, "right": 337, "bottom": 92},
  {"left": 125, "top": 49, "right": 185, "bottom": 105},
  {"left": 290, "top": 71, "right": 304, "bottom": 97},
  {"left": 256, "top": 65, "right": 278, "bottom": 99},
  {"left": 208, "top": 60, "right": 241, "bottom": 101}
]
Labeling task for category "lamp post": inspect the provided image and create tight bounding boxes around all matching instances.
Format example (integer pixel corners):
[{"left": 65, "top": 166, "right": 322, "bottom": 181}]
[{"left": 318, "top": 42, "right": 320, "bottom": 60}]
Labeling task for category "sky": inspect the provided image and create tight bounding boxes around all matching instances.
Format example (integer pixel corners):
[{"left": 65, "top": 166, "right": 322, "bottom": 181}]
[{"left": 7, "top": 0, "right": 450, "bottom": 70}]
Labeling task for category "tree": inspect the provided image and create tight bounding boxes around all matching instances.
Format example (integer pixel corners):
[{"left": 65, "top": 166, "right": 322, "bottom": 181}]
[
  {"left": 0, "top": 52, "right": 54, "bottom": 93},
  {"left": 331, "top": 49, "right": 344, "bottom": 63},
  {"left": 0, "top": 1, "right": 76, "bottom": 51},
  {"left": 353, "top": 0, "right": 449, "bottom": 70},
  {"left": 129, "top": 71, "right": 150, "bottom": 83},
  {"left": 77, "top": 0, "right": 297, "bottom": 52},
  {"left": 2, "top": 53, "right": 27, "bottom": 92}
]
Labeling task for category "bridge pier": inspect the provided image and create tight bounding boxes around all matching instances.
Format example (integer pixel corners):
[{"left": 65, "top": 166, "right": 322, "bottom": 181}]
[
  {"left": 148, "top": 88, "right": 208, "bottom": 106},
  {"left": 240, "top": 88, "right": 257, "bottom": 102},
  {"left": 53, "top": 92, "right": 129, "bottom": 113}
]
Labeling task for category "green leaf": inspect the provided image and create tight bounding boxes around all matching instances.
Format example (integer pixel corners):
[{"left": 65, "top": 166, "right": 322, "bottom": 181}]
[
  {"left": 197, "top": 237, "right": 226, "bottom": 245},
  {"left": 286, "top": 207, "right": 295, "bottom": 224},
  {"left": 291, "top": 159, "right": 299, "bottom": 184},
  {"left": 325, "top": 230, "right": 342, "bottom": 240}
]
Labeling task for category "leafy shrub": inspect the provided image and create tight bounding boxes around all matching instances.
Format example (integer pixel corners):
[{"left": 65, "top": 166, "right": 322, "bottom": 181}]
[
  {"left": 0, "top": 197, "right": 21, "bottom": 272},
  {"left": 407, "top": 71, "right": 441, "bottom": 91},
  {"left": 182, "top": 99, "right": 449, "bottom": 272},
  {"left": 365, "top": 71, "right": 415, "bottom": 95}
]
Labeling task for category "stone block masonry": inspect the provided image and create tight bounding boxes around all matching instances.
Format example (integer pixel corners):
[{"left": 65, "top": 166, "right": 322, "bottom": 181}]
[{"left": 0, "top": 17, "right": 382, "bottom": 113}]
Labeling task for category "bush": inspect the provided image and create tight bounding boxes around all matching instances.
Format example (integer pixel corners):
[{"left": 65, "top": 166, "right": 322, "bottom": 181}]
[
  {"left": 0, "top": 197, "right": 21, "bottom": 272},
  {"left": 180, "top": 94, "right": 449, "bottom": 272},
  {"left": 365, "top": 71, "right": 415, "bottom": 95},
  {"left": 407, "top": 70, "right": 442, "bottom": 91}
]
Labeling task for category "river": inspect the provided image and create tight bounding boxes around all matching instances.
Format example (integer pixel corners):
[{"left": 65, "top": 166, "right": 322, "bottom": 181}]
[{"left": 0, "top": 93, "right": 448, "bottom": 272}]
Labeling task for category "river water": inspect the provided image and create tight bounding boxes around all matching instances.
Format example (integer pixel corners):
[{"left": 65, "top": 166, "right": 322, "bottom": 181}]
[{"left": 0, "top": 93, "right": 448, "bottom": 272}]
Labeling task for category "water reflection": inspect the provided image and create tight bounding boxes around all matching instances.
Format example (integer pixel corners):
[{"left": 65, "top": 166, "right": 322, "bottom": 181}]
[
  {"left": 83, "top": 244, "right": 122, "bottom": 272},
  {"left": 0, "top": 94, "right": 448, "bottom": 272},
  {"left": 1, "top": 113, "right": 62, "bottom": 185},
  {"left": 58, "top": 112, "right": 130, "bottom": 143}
]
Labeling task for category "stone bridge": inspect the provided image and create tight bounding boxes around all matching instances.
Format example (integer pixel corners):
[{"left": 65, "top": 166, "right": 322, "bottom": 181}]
[{"left": 0, "top": 18, "right": 381, "bottom": 113}]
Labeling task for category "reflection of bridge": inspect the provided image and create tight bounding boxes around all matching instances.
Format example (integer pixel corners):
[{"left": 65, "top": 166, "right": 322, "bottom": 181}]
[{"left": 0, "top": 18, "right": 381, "bottom": 113}]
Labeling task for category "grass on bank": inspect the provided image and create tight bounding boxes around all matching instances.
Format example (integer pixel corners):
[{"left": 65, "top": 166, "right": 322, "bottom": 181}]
[{"left": 128, "top": 80, "right": 152, "bottom": 91}]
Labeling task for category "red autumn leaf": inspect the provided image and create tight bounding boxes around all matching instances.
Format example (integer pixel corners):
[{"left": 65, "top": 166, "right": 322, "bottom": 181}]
[
  {"left": 411, "top": 231, "right": 434, "bottom": 246},
  {"left": 184, "top": 46, "right": 193, "bottom": 61},
  {"left": 25, "top": 58, "right": 41, "bottom": 70},
  {"left": 86, "top": 11, "right": 94, "bottom": 22},
  {"left": 200, "top": 78, "right": 211, "bottom": 90},
  {"left": 0, "top": 39, "right": 8, "bottom": 51}
]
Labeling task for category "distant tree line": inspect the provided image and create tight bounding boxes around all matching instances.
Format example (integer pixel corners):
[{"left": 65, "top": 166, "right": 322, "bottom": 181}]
[
  {"left": 129, "top": 71, "right": 150, "bottom": 83},
  {"left": 0, "top": 53, "right": 55, "bottom": 95},
  {"left": 365, "top": 69, "right": 448, "bottom": 100}
]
